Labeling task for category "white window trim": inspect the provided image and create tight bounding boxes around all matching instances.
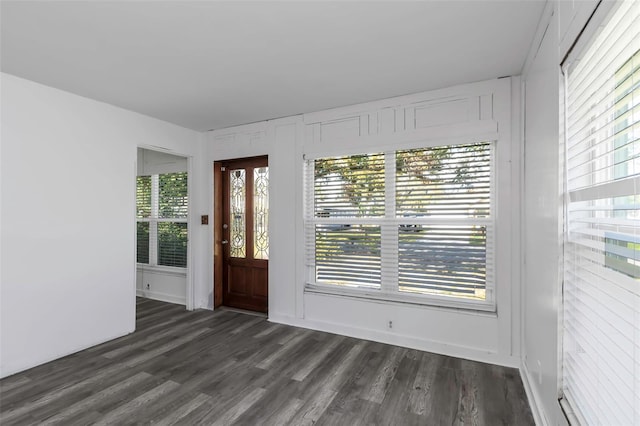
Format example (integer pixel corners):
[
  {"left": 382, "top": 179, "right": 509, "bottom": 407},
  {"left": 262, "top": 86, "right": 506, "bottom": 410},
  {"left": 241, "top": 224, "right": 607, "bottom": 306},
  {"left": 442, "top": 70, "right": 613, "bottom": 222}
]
[
  {"left": 305, "top": 282, "right": 496, "bottom": 312},
  {"left": 137, "top": 172, "right": 188, "bottom": 270},
  {"left": 304, "top": 141, "right": 497, "bottom": 312},
  {"left": 559, "top": 1, "right": 640, "bottom": 424},
  {"left": 136, "top": 263, "right": 188, "bottom": 277}
]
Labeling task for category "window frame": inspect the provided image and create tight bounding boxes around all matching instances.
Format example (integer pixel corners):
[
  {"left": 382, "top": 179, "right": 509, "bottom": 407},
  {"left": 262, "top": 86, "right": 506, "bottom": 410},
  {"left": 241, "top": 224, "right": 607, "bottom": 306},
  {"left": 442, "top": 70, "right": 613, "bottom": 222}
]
[
  {"left": 304, "top": 140, "right": 497, "bottom": 312},
  {"left": 560, "top": 1, "right": 640, "bottom": 424},
  {"left": 137, "top": 172, "right": 189, "bottom": 270}
]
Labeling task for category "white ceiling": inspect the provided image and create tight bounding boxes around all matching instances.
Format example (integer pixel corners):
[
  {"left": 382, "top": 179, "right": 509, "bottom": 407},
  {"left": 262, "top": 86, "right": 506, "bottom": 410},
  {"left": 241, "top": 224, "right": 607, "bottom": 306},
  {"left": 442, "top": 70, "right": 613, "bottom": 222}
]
[{"left": 1, "top": 1, "right": 545, "bottom": 131}]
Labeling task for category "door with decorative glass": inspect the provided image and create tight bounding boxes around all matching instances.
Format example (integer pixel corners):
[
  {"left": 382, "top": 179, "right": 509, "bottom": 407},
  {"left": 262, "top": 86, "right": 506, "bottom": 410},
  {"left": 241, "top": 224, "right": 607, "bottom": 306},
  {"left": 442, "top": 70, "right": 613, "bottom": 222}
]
[{"left": 220, "top": 156, "right": 269, "bottom": 312}]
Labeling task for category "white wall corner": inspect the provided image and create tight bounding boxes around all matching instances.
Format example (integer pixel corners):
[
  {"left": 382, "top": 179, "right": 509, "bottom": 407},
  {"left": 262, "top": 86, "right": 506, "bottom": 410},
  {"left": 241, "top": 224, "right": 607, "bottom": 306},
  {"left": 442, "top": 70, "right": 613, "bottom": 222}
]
[
  {"left": 509, "top": 75, "right": 523, "bottom": 360},
  {"left": 522, "top": 1, "right": 557, "bottom": 79},
  {"left": 1, "top": 73, "right": 201, "bottom": 376},
  {"left": 521, "top": 359, "right": 549, "bottom": 426}
]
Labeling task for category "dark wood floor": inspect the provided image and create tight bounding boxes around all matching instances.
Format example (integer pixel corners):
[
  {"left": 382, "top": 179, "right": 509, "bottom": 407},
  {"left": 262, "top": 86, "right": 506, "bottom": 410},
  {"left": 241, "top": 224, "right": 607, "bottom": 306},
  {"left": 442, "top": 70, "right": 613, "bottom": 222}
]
[{"left": 0, "top": 298, "right": 534, "bottom": 425}]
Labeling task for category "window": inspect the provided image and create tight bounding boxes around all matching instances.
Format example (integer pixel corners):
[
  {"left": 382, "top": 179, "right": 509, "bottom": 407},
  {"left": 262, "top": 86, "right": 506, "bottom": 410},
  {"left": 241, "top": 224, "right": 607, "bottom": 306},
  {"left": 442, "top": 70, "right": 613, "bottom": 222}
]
[
  {"left": 562, "top": 1, "right": 639, "bottom": 424},
  {"left": 305, "top": 141, "right": 494, "bottom": 310},
  {"left": 137, "top": 172, "right": 188, "bottom": 268}
]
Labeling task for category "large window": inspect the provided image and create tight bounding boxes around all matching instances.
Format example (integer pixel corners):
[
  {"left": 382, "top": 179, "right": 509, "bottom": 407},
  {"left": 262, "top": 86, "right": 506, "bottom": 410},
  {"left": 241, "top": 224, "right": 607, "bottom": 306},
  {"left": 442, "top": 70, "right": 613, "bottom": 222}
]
[
  {"left": 305, "top": 141, "right": 494, "bottom": 310},
  {"left": 137, "top": 172, "right": 188, "bottom": 268},
  {"left": 562, "top": 1, "right": 639, "bottom": 424}
]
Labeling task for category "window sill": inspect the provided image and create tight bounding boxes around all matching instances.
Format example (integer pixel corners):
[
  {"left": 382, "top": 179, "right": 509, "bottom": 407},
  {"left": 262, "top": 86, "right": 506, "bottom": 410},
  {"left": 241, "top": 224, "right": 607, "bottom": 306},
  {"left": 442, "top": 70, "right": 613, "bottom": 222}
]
[
  {"left": 137, "top": 264, "right": 187, "bottom": 277},
  {"left": 305, "top": 283, "right": 497, "bottom": 315}
]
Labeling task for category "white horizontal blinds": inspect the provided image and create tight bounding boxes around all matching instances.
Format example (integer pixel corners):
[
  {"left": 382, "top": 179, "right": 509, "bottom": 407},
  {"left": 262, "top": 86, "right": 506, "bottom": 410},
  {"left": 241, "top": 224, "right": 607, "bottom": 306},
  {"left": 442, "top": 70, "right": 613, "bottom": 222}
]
[
  {"left": 136, "top": 172, "right": 188, "bottom": 268},
  {"left": 157, "top": 222, "right": 188, "bottom": 268},
  {"left": 136, "top": 176, "right": 152, "bottom": 219},
  {"left": 396, "top": 143, "right": 493, "bottom": 301},
  {"left": 564, "top": 1, "right": 640, "bottom": 425},
  {"left": 158, "top": 172, "right": 188, "bottom": 219},
  {"left": 304, "top": 160, "right": 317, "bottom": 283},
  {"left": 398, "top": 225, "right": 488, "bottom": 299},
  {"left": 157, "top": 172, "right": 188, "bottom": 268},
  {"left": 311, "top": 153, "right": 384, "bottom": 287},
  {"left": 136, "top": 222, "right": 150, "bottom": 264},
  {"left": 136, "top": 176, "right": 152, "bottom": 264},
  {"left": 315, "top": 224, "right": 382, "bottom": 288},
  {"left": 396, "top": 143, "right": 491, "bottom": 218},
  {"left": 381, "top": 151, "right": 399, "bottom": 293},
  {"left": 305, "top": 142, "right": 495, "bottom": 307},
  {"left": 314, "top": 153, "right": 385, "bottom": 218}
]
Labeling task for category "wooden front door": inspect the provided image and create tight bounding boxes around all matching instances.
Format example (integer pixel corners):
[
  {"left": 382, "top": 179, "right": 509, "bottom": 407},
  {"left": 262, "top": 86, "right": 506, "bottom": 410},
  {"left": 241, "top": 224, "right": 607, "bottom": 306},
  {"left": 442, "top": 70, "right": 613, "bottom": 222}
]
[{"left": 220, "top": 156, "right": 269, "bottom": 313}]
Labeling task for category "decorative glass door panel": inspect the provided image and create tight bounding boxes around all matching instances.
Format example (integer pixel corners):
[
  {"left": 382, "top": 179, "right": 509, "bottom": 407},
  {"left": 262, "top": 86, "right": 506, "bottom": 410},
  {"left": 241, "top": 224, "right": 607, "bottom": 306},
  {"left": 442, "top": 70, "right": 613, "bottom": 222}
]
[
  {"left": 254, "top": 167, "right": 269, "bottom": 260},
  {"left": 230, "top": 169, "right": 246, "bottom": 258},
  {"left": 221, "top": 157, "right": 269, "bottom": 313}
]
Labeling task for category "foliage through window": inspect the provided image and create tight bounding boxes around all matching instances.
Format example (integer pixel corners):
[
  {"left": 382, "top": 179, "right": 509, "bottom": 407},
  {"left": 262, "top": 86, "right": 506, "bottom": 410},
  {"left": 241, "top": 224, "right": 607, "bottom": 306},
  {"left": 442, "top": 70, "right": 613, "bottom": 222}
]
[
  {"left": 137, "top": 172, "right": 188, "bottom": 268},
  {"left": 305, "top": 142, "right": 494, "bottom": 308}
]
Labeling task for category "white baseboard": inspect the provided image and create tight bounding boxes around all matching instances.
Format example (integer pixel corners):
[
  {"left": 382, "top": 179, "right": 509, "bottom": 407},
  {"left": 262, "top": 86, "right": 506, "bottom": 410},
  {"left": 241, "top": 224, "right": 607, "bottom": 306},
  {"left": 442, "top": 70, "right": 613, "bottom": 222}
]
[
  {"left": 268, "top": 313, "right": 519, "bottom": 368},
  {"left": 0, "top": 328, "right": 134, "bottom": 379},
  {"left": 136, "top": 289, "right": 185, "bottom": 306},
  {"left": 520, "top": 360, "right": 547, "bottom": 426}
]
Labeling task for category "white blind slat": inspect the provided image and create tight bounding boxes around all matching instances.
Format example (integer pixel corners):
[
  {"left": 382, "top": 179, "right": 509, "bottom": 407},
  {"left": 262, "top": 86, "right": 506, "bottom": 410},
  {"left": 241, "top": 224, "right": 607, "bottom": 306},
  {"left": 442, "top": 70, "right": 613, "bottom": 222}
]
[
  {"left": 563, "top": 1, "right": 640, "bottom": 424},
  {"left": 136, "top": 172, "right": 188, "bottom": 268},
  {"left": 305, "top": 142, "right": 494, "bottom": 306}
]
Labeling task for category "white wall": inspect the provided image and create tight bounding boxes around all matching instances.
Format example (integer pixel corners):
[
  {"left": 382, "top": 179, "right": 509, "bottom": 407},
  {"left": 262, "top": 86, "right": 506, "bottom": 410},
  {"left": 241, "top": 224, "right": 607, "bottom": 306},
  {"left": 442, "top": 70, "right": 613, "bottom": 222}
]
[
  {"left": 207, "top": 77, "right": 523, "bottom": 367},
  {"left": 206, "top": 116, "right": 302, "bottom": 317},
  {"left": 136, "top": 267, "right": 186, "bottom": 305},
  {"left": 520, "top": 2, "right": 598, "bottom": 425},
  {"left": 137, "top": 148, "right": 188, "bottom": 175},
  {"left": 0, "top": 73, "right": 206, "bottom": 378},
  {"left": 521, "top": 6, "right": 563, "bottom": 424}
]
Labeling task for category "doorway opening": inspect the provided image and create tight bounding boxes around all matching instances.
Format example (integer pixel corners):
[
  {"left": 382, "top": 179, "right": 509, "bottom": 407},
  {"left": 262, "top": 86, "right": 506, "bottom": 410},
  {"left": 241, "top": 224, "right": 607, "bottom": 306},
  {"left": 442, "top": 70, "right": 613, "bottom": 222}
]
[
  {"left": 136, "top": 148, "right": 191, "bottom": 308},
  {"left": 214, "top": 156, "right": 269, "bottom": 313}
]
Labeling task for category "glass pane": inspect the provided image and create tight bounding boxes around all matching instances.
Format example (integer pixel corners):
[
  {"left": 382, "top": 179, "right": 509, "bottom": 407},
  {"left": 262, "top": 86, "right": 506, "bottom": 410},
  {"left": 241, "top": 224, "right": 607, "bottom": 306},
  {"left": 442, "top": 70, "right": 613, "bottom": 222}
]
[
  {"left": 158, "top": 222, "right": 187, "bottom": 267},
  {"left": 159, "top": 172, "right": 188, "bottom": 218},
  {"left": 396, "top": 142, "right": 492, "bottom": 218},
  {"left": 254, "top": 167, "right": 269, "bottom": 260},
  {"left": 230, "top": 169, "right": 246, "bottom": 258},
  {"left": 315, "top": 224, "right": 381, "bottom": 288},
  {"left": 314, "top": 153, "right": 385, "bottom": 218},
  {"left": 136, "top": 176, "right": 151, "bottom": 219},
  {"left": 136, "top": 222, "right": 149, "bottom": 264},
  {"left": 398, "top": 225, "right": 486, "bottom": 300}
]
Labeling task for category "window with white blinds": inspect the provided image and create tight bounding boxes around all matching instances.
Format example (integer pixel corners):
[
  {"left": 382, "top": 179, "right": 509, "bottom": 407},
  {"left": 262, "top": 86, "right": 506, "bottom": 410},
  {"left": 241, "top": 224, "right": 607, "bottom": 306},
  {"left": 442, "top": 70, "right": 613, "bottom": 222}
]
[
  {"left": 136, "top": 172, "right": 188, "bottom": 268},
  {"left": 305, "top": 142, "right": 495, "bottom": 309},
  {"left": 136, "top": 176, "right": 152, "bottom": 264},
  {"left": 563, "top": 1, "right": 640, "bottom": 424}
]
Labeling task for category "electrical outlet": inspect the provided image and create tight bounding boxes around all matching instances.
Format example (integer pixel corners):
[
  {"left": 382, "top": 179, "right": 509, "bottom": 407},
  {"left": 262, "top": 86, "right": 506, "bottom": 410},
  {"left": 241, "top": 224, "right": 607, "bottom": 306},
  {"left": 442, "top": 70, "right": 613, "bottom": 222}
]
[
  {"left": 146, "top": 283, "right": 150, "bottom": 290},
  {"left": 388, "top": 320, "right": 393, "bottom": 329}
]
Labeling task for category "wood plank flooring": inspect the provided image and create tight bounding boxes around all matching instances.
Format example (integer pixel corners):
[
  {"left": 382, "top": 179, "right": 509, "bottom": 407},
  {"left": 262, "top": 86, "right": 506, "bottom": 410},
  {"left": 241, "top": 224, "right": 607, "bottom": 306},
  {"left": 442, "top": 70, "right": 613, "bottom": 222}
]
[{"left": 0, "top": 298, "right": 534, "bottom": 425}]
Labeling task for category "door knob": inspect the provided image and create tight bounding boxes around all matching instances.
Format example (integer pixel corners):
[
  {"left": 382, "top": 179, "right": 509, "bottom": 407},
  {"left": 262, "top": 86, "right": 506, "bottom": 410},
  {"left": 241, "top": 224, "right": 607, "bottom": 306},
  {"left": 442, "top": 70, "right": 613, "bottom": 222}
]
[{"left": 221, "top": 240, "right": 228, "bottom": 245}]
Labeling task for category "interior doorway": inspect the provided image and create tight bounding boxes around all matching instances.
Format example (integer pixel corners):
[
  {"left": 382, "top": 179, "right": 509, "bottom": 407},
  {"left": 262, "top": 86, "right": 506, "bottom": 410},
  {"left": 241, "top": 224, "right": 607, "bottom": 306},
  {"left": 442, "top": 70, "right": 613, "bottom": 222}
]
[
  {"left": 214, "top": 156, "right": 269, "bottom": 313},
  {"left": 136, "top": 147, "right": 192, "bottom": 308}
]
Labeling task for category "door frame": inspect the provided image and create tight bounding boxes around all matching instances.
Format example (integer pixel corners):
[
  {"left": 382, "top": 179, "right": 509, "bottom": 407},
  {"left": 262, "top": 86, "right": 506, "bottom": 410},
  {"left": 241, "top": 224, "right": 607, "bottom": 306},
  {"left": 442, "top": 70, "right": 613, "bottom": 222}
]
[
  {"left": 136, "top": 145, "right": 195, "bottom": 311},
  {"left": 213, "top": 155, "right": 269, "bottom": 311}
]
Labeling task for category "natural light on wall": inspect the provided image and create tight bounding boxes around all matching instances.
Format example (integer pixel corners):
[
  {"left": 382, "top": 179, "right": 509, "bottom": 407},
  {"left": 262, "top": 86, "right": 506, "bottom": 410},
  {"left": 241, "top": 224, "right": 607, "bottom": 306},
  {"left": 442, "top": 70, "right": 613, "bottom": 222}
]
[{"left": 562, "top": 0, "right": 639, "bottom": 424}]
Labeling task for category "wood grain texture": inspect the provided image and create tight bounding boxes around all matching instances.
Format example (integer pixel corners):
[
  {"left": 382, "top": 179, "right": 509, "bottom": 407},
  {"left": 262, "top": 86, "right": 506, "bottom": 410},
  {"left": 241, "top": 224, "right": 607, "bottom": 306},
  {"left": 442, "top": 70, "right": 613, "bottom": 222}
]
[{"left": 0, "top": 298, "right": 534, "bottom": 425}]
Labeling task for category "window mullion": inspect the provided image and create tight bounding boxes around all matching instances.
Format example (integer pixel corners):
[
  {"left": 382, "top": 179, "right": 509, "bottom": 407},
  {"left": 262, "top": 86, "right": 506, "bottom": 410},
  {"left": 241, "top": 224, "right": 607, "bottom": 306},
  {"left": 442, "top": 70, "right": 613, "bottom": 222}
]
[
  {"left": 150, "top": 174, "right": 159, "bottom": 266},
  {"left": 304, "top": 160, "right": 316, "bottom": 284},
  {"left": 381, "top": 151, "right": 398, "bottom": 292}
]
